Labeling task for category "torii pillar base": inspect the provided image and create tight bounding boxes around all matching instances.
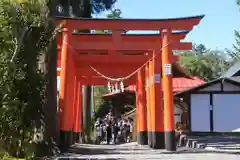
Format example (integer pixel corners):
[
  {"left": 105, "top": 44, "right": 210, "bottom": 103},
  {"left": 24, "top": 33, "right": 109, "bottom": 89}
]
[{"left": 137, "top": 132, "right": 148, "bottom": 145}]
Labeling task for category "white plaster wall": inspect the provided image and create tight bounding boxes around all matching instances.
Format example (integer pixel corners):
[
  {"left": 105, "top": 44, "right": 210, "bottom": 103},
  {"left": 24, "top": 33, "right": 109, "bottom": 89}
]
[
  {"left": 190, "top": 94, "right": 211, "bottom": 131},
  {"left": 213, "top": 94, "right": 240, "bottom": 132}
]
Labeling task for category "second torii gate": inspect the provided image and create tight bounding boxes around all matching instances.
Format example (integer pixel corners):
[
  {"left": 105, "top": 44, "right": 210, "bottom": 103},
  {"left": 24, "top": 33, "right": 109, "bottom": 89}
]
[{"left": 56, "top": 15, "right": 204, "bottom": 151}]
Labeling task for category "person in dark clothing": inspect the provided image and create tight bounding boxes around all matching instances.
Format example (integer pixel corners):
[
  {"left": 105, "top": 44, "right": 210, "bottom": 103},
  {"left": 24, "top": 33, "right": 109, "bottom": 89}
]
[
  {"left": 112, "top": 118, "right": 119, "bottom": 144},
  {"left": 106, "top": 120, "right": 112, "bottom": 144}
]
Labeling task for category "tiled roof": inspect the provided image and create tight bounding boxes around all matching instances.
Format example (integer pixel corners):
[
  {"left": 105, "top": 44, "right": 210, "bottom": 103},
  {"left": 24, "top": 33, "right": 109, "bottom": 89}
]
[
  {"left": 172, "top": 77, "right": 205, "bottom": 92},
  {"left": 102, "top": 77, "right": 205, "bottom": 97},
  {"left": 174, "top": 76, "right": 240, "bottom": 96}
]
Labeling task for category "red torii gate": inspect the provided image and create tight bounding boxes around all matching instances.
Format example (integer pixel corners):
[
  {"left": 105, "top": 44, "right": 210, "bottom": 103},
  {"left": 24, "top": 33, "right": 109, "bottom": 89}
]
[{"left": 56, "top": 15, "right": 204, "bottom": 151}]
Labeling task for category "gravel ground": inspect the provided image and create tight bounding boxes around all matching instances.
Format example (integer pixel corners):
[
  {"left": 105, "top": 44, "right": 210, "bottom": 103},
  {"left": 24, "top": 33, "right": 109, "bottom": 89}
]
[{"left": 55, "top": 142, "right": 240, "bottom": 160}]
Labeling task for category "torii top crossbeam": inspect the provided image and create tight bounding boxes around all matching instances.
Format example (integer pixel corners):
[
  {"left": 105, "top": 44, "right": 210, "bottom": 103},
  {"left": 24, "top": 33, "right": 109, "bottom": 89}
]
[{"left": 56, "top": 15, "right": 204, "bottom": 30}]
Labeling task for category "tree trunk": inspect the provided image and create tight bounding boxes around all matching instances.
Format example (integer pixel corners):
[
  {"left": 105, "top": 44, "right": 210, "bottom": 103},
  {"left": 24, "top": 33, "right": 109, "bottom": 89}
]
[
  {"left": 42, "top": 0, "right": 58, "bottom": 146},
  {"left": 44, "top": 29, "right": 58, "bottom": 142}
]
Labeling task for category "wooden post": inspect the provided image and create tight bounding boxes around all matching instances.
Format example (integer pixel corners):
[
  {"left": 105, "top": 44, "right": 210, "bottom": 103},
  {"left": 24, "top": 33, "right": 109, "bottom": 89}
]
[
  {"left": 136, "top": 68, "right": 148, "bottom": 145},
  {"left": 150, "top": 50, "right": 165, "bottom": 149},
  {"left": 145, "top": 62, "right": 152, "bottom": 147},
  {"left": 71, "top": 75, "right": 78, "bottom": 144},
  {"left": 161, "top": 29, "right": 176, "bottom": 151},
  {"left": 58, "top": 26, "right": 72, "bottom": 148},
  {"left": 73, "top": 76, "right": 82, "bottom": 143},
  {"left": 67, "top": 53, "right": 75, "bottom": 145},
  {"left": 149, "top": 59, "right": 154, "bottom": 148},
  {"left": 78, "top": 83, "right": 83, "bottom": 142}
]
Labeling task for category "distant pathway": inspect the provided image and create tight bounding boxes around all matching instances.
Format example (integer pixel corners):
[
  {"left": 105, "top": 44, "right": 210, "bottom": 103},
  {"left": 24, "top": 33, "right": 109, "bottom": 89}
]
[{"left": 56, "top": 142, "right": 240, "bottom": 159}]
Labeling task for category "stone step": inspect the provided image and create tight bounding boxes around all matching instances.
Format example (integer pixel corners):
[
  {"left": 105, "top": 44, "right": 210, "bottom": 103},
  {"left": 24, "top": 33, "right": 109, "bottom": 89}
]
[
  {"left": 206, "top": 144, "right": 240, "bottom": 147},
  {"left": 205, "top": 146, "right": 240, "bottom": 153},
  {"left": 182, "top": 135, "right": 240, "bottom": 150}
]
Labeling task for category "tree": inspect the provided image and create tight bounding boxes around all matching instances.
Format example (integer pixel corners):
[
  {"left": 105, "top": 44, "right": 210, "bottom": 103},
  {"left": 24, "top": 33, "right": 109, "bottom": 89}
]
[
  {"left": 94, "top": 86, "right": 108, "bottom": 111},
  {"left": 177, "top": 46, "right": 229, "bottom": 81},
  {"left": 192, "top": 44, "right": 210, "bottom": 55},
  {"left": 107, "top": 8, "right": 122, "bottom": 18},
  {"left": 56, "top": 0, "right": 117, "bottom": 17},
  {"left": 225, "top": 0, "right": 240, "bottom": 64},
  {"left": 0, "top": 0, "right": 57, "bottom": 158},
  {"left": 94, "top": 8, "right": 123, "bottom": 34},
  {"left": 227, "top": 30, "right": 240, "bottom": 63}
]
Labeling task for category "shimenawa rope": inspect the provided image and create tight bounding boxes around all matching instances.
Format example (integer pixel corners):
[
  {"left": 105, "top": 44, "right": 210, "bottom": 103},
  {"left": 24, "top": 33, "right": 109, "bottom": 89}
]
[{"left": 62, "top": 39, "right": 172, "bottom": 82}]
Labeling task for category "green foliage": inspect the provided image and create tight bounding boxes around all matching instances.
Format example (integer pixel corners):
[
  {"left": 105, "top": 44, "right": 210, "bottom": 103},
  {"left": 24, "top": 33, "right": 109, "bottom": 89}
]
[
  {"left": 93, "top": 86, "right": 108, "bottom": 120},
  {"left": 94, "top": 8, "right": 123, "bottom": 34},
  {"left": 225, "top": 1, "right": 240, "bottom": 65},
  {"left": 91, "top": 0, "right": 117, "bottom": 14},
  {"left": 94, "top": 100, "right": 111, "bottom": 120},
  {"left": 0, "top": 0, "right": 59, "bottom": 158},
  {"left": 192, "top": 44, "right": 210, "bottom": 55},
  {"left": 94, "top": 86, "right": 108, "bottom": 108},
  {"left": 227, "top": 31, "right": 240, "bottom": 63},
  {"left": 57, "top": 0, "right": 117, "bottom": 16},
  {"left": 177, "top": 44, "right": 230, "bottom": 81},
  {"left": 107, "top": 9, "right": 122, "bottom": 19}
]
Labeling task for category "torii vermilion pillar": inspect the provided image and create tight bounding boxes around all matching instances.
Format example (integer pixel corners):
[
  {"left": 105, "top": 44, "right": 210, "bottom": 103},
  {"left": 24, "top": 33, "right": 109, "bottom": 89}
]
[
  {"left": 145, "top": 62, "right": 152, "bottom": 146},
  {"left": 149, "top": 49, "right": 165, "bottom": 149},
  {"left": 136, "top": 68, "right": 147, "bottom": 145},
  {"left": 56, "top": 15, "right": 204, "bottom": 151},
  {"left": 161, "top": 29, "right": 176, "bottom": 150}
]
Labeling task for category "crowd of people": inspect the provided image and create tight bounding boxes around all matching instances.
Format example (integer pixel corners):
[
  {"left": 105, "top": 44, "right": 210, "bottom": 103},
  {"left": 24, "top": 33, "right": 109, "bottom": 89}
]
[{"left": 94, "top": 112, "right": 133, "bottom": 145}]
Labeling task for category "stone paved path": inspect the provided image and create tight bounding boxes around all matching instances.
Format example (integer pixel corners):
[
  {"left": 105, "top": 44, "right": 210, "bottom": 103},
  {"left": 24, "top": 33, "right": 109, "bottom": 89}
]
[{"left": 56, "top": 142, "right": 240, "bottom": 159}]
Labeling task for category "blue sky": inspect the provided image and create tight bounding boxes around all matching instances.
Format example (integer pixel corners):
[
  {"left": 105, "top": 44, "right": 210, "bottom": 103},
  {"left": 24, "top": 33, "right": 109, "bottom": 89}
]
[{"left": 94, "top": 0, "right": 240, "bottom": 50}]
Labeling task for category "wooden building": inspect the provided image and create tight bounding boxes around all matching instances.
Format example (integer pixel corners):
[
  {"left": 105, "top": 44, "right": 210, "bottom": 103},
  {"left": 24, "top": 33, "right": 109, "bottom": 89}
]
[{"left": 175, "top": 62, "right": 240, "bottom": 132}]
